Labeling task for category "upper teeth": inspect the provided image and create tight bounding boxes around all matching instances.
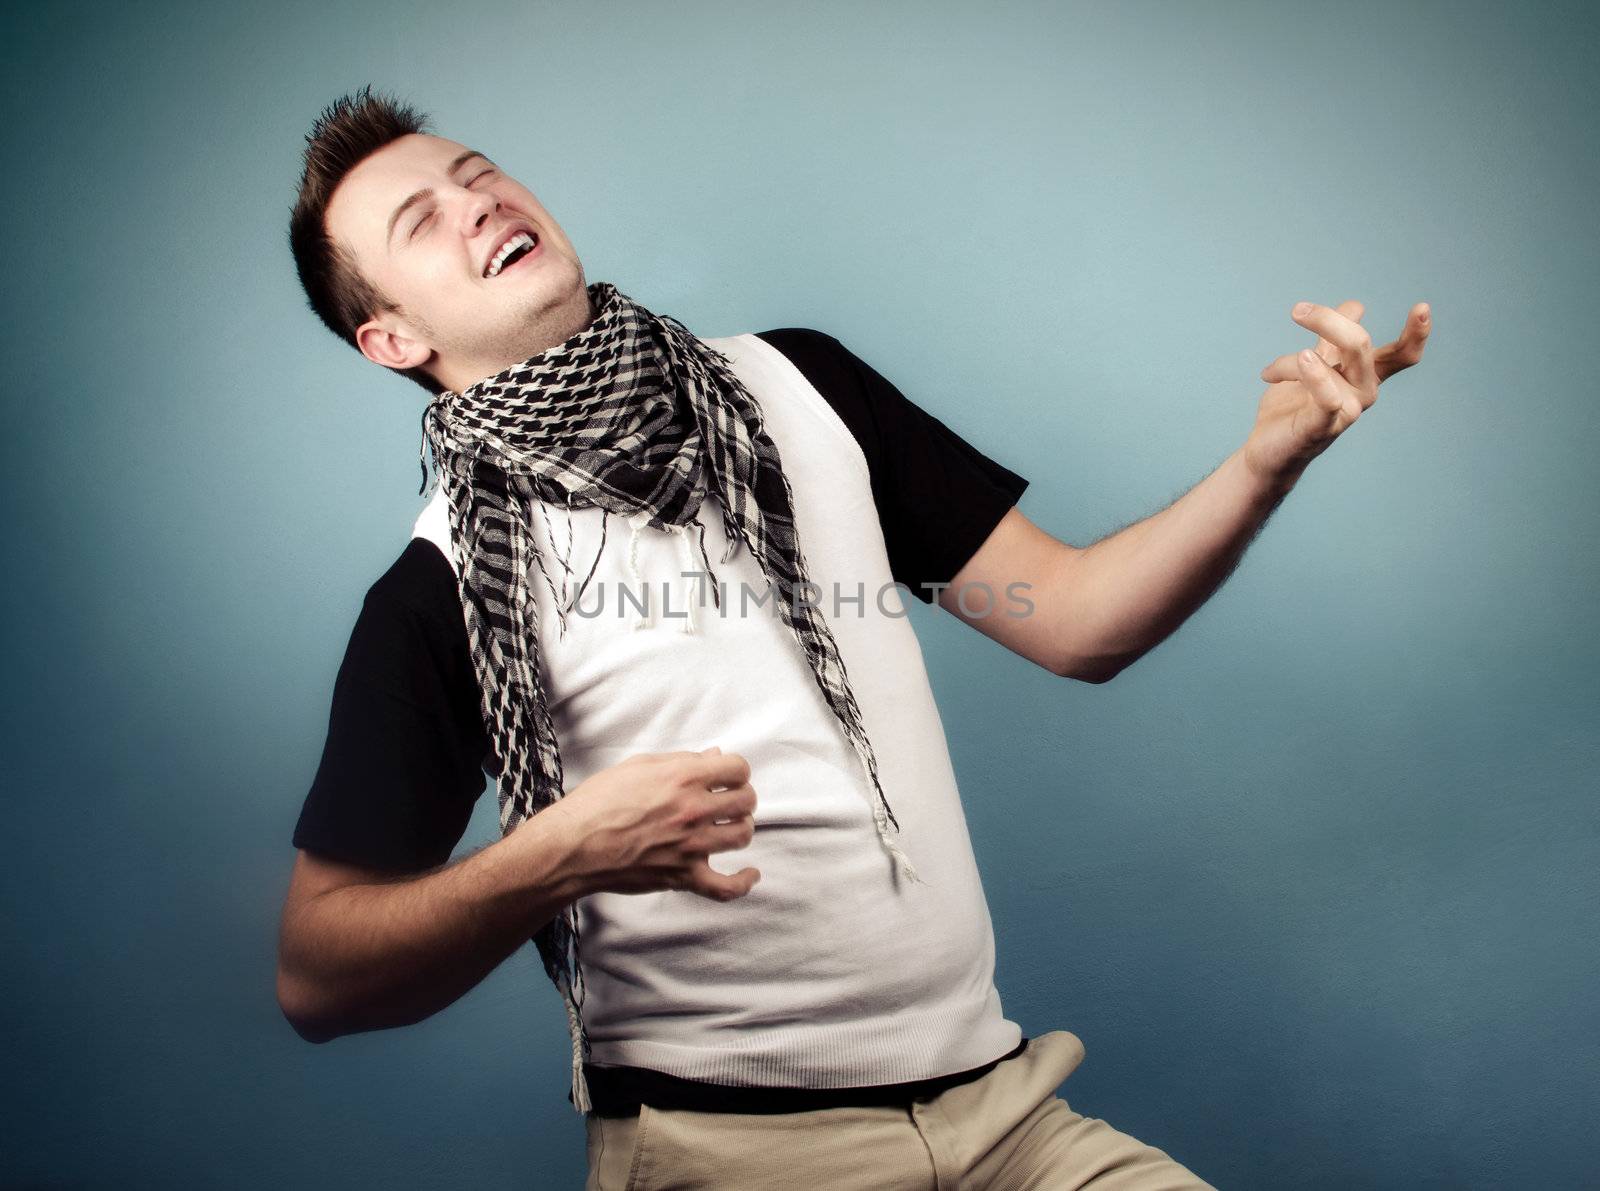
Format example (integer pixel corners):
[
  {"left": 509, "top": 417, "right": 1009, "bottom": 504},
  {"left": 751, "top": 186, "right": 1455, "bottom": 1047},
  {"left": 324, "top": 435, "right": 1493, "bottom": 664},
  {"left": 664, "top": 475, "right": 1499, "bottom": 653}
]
[{"left": 486, "top": 231, "right": 535, "bottom": 277}]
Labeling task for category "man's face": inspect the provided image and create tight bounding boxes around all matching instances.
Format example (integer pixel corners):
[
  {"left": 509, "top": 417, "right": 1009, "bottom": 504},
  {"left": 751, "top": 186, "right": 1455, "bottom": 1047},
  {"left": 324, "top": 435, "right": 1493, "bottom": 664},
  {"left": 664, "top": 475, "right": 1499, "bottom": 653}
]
[{"left": 326, "top": 132, "right": 591, "bottom": 393}]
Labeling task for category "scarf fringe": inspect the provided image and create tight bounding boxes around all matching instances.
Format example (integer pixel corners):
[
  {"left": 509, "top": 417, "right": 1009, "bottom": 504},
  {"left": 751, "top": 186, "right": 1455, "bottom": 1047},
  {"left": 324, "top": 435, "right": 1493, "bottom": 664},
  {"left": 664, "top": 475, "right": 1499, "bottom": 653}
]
[
  {"left": 626, "top": 514, "right": 652, "bottom": 630},
  {"left": 673, "top": 523, "right": 698, "bottom": 634},
  {"left": 873, "top": 805, "right": 927, "bottom": 886},
  {"left": 624, "top": 515, "right": 713, "bottom": 635},
  {"left": 563, "top": 980, "right": 592, "bottom": 1114},
  {"left": 696, "top": 519, "right": 721, "bottom": 610}
]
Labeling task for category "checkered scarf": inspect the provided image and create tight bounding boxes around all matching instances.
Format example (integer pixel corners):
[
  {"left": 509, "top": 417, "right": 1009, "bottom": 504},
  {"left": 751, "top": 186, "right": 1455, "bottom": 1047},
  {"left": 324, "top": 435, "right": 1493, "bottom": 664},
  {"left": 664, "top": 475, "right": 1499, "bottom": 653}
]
[{"left": 417, "top": 281, "right": 924, "bottom": 1114}]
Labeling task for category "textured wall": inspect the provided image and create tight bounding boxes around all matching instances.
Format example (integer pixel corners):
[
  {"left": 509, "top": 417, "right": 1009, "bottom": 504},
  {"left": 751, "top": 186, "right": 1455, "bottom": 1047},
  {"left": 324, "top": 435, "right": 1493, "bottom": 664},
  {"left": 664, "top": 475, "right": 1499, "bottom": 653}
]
[{"left": 3, "top": 0, "right": 1595, "bottom": 1186}]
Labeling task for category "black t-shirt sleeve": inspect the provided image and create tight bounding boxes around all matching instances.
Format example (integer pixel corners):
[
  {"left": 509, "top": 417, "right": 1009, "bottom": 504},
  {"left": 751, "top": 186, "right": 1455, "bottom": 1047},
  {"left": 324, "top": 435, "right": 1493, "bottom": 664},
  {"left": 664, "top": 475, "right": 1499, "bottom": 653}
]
[
  {"left": 755, "top": 327, "right": 1031, "bottom": 603},
  {"left": 292, "top": 540, "right": 490, "bottom": 873}
]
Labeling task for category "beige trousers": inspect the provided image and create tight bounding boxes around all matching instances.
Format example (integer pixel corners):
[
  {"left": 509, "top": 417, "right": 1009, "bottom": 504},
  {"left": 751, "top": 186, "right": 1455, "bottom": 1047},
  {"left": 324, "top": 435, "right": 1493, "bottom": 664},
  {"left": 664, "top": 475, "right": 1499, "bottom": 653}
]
[{"left": 583, "top": 1030, "right": 1217, "bottom": 1189}]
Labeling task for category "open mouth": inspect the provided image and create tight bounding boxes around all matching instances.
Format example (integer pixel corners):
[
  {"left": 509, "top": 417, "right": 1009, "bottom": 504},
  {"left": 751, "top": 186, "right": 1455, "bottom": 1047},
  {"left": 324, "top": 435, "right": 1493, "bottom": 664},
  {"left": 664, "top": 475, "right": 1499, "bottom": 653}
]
[{"left": 484, "top": 230, "right": 541, "bottom": 278}]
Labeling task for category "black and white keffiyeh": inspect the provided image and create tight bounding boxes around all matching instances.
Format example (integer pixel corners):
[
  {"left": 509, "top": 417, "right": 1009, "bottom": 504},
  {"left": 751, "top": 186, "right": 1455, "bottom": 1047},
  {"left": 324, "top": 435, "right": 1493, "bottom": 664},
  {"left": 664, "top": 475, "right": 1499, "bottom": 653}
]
[{"left": 417, "top": 281, "right": 924, "bottom": 1113}]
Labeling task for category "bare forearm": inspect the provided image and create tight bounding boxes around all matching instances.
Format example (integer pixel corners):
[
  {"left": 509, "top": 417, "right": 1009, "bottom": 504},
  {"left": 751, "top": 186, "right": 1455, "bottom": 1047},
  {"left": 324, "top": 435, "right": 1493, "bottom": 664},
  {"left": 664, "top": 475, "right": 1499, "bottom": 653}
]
[
  {"left": 1070, "top": 447, "right": 1297, "bottom": 678},
  {"left": 278, "top": 815, "right": 588, "bottom": 1041}
]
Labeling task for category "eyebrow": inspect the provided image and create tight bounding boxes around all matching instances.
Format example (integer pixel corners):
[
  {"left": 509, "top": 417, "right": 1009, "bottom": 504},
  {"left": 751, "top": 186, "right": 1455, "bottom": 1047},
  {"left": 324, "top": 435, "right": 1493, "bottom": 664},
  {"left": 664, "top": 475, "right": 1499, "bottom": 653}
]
[{"left": 386, "top": 149, "right": 494, "bottom": 248}]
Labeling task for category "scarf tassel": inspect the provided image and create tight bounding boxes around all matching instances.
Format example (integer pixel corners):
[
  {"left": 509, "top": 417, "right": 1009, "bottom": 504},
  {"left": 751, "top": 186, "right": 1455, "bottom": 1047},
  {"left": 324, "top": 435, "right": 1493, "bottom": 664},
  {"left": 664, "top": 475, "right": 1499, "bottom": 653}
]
[
  {"left": 624, "top": 515, "right": 719, "bottom": 635},
  {"left": 626, "top": 515, "right": 652, "bottom": 631},
  {"left": 673, "top": 523, "right": 699, "bottom": 634},
  {"left": 873, "top": 808, "right": 926, "bottom": 887},
  {"left": 563, "top": 980, "right": 593, "bottom": 1114}
]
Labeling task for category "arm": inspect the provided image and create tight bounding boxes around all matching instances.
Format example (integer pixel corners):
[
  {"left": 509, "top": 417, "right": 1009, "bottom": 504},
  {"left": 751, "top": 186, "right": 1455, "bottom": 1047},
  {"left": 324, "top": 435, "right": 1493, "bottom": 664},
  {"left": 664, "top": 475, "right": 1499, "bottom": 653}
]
[
  {"left": 940, "top": 299, "right": 1432, "bottom": 682},
  {"left": 276, "top": 807, "right": 588, "bottom": 1043},
  {"left": 276, "top": 749, "right": 761, "bottom": 1044},
  {"left": 938, "top": 453, "right": 1294, "bottom": 682}
]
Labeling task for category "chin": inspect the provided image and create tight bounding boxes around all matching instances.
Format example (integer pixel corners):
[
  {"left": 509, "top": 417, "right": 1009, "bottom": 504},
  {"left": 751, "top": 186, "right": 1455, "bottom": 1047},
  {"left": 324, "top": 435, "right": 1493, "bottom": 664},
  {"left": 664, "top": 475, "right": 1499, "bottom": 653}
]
[{"left": 552, "top": 267, "right": 594, "bottom": 328}]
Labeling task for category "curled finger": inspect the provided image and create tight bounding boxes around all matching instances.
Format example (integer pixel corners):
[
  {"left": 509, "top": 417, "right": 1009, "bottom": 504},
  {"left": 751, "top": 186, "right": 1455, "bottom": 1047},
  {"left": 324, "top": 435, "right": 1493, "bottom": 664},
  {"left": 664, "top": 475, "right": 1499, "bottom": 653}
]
[
  {"left": 1261, "top": 351, "right": 1348, "bottom": 384},
  {"left": 1297, "top": 349, "right": 1349, "bottom": 418},
  {"left": 688, "top": 856, "right": 761, "bottom": 901},
  {"left": 700, "top": 812, "right": 757, "bottom": 853},
  {"left": 1294, "top": 301, "right": 1377, "bottom": 396}
]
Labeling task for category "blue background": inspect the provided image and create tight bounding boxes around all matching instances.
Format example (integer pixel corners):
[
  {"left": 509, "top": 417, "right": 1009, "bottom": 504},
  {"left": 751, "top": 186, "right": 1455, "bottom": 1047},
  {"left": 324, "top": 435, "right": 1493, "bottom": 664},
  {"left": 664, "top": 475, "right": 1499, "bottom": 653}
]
[{"left": 3, "top": 0, "right": 1595, "bottom": 1187}]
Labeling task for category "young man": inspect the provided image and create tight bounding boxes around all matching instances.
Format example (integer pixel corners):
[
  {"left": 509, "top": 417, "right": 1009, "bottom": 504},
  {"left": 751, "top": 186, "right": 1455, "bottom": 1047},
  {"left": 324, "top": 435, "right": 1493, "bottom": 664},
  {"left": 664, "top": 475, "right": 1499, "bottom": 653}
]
[{"left": 277, "top": 87, "right": 1429, "bottom": 1188}]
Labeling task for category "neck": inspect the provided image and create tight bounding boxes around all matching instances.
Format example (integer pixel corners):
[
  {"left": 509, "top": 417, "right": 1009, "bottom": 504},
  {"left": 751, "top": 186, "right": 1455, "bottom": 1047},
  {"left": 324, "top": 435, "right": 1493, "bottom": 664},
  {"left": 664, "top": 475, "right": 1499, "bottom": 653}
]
[{"left": 437, "top": 287, "right": 598, "bottom": 394}]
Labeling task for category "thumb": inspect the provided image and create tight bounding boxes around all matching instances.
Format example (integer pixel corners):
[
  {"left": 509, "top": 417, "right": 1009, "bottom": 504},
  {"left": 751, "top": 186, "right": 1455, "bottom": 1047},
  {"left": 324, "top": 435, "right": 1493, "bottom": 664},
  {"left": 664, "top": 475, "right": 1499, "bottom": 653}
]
[{"left": 703, "top": 745, "right": 722, "bottom": 755}]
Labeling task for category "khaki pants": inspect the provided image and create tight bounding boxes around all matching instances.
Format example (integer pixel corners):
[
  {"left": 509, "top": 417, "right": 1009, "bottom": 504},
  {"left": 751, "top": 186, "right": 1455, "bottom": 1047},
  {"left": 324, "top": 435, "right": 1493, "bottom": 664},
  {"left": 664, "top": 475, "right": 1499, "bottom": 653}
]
[{"left": 584, "top": 1030, "right": 1217, "bottom": 1189}]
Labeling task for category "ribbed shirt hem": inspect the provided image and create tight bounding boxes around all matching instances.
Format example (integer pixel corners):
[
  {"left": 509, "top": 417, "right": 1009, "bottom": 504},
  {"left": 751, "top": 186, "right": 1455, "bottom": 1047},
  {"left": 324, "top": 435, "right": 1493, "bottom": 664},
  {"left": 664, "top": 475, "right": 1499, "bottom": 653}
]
[{"left": 581, "top": 994, "right": 1022, "bottom": 1089}]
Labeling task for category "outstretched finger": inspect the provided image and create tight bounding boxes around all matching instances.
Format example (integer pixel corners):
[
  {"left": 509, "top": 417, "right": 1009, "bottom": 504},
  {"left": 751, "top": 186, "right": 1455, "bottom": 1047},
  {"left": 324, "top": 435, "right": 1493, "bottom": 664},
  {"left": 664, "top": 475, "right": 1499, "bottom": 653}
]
[{"left": 1374, "top": 302, "right": 1431, "bottom": 380}]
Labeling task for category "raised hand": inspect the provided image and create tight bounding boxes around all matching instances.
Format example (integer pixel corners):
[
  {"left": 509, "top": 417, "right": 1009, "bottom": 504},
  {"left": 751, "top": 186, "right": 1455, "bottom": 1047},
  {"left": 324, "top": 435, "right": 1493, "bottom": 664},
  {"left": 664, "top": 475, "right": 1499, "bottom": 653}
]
[{"left": 1244, "top": 299, "right": 1431, "bottom": 484}]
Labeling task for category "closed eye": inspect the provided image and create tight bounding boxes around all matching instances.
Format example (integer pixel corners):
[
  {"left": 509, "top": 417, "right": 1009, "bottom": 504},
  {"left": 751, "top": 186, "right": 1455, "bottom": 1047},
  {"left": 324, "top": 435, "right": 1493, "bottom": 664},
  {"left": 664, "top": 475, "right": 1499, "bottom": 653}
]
[{"left": 409, "top": 170, "right": 497, "bottom": 239}]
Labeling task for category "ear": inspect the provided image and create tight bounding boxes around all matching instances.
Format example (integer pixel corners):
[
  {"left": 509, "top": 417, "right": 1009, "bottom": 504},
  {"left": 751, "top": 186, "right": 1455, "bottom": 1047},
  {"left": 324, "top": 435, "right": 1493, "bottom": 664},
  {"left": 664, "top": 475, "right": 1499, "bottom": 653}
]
[{"left": 355, "top": 315, "right": 432, "bottom": 371}]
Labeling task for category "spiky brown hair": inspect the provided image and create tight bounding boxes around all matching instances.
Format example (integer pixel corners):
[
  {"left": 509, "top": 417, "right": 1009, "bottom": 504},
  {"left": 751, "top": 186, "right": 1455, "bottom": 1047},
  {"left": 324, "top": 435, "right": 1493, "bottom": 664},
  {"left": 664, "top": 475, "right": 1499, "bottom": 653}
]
[{"left": 288, "top": 85, "right": 444, "bottom": 395}]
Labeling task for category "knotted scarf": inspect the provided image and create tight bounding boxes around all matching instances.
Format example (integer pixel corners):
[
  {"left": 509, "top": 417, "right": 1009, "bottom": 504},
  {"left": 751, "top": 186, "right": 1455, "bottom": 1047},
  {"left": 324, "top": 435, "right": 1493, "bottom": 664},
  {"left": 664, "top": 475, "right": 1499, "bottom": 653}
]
[{"left": 417, "top": 281, "right": 924, "bottom": 1113}]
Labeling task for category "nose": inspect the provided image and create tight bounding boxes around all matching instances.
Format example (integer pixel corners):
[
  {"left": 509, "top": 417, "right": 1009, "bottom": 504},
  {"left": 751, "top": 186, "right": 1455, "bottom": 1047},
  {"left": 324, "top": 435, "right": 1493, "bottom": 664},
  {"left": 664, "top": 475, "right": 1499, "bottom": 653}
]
[{"left": 458, "top": 187, "right": 500, "bottom": 236}]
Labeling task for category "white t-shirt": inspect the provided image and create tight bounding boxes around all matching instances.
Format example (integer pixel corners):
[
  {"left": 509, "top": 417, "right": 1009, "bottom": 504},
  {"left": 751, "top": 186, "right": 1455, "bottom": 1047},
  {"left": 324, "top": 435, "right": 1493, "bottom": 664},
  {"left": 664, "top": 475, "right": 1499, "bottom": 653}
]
[{"left": 294, "top": 326, "right": 1033, "bottom": 1109}]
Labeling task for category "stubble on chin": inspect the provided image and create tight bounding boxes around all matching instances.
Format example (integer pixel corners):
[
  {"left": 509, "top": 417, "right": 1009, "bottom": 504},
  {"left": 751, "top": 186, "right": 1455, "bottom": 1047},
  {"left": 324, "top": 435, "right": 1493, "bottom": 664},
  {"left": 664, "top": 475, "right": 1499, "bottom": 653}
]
[{"left": 485, "top": 284, "right": 586, "bottom": 362}]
